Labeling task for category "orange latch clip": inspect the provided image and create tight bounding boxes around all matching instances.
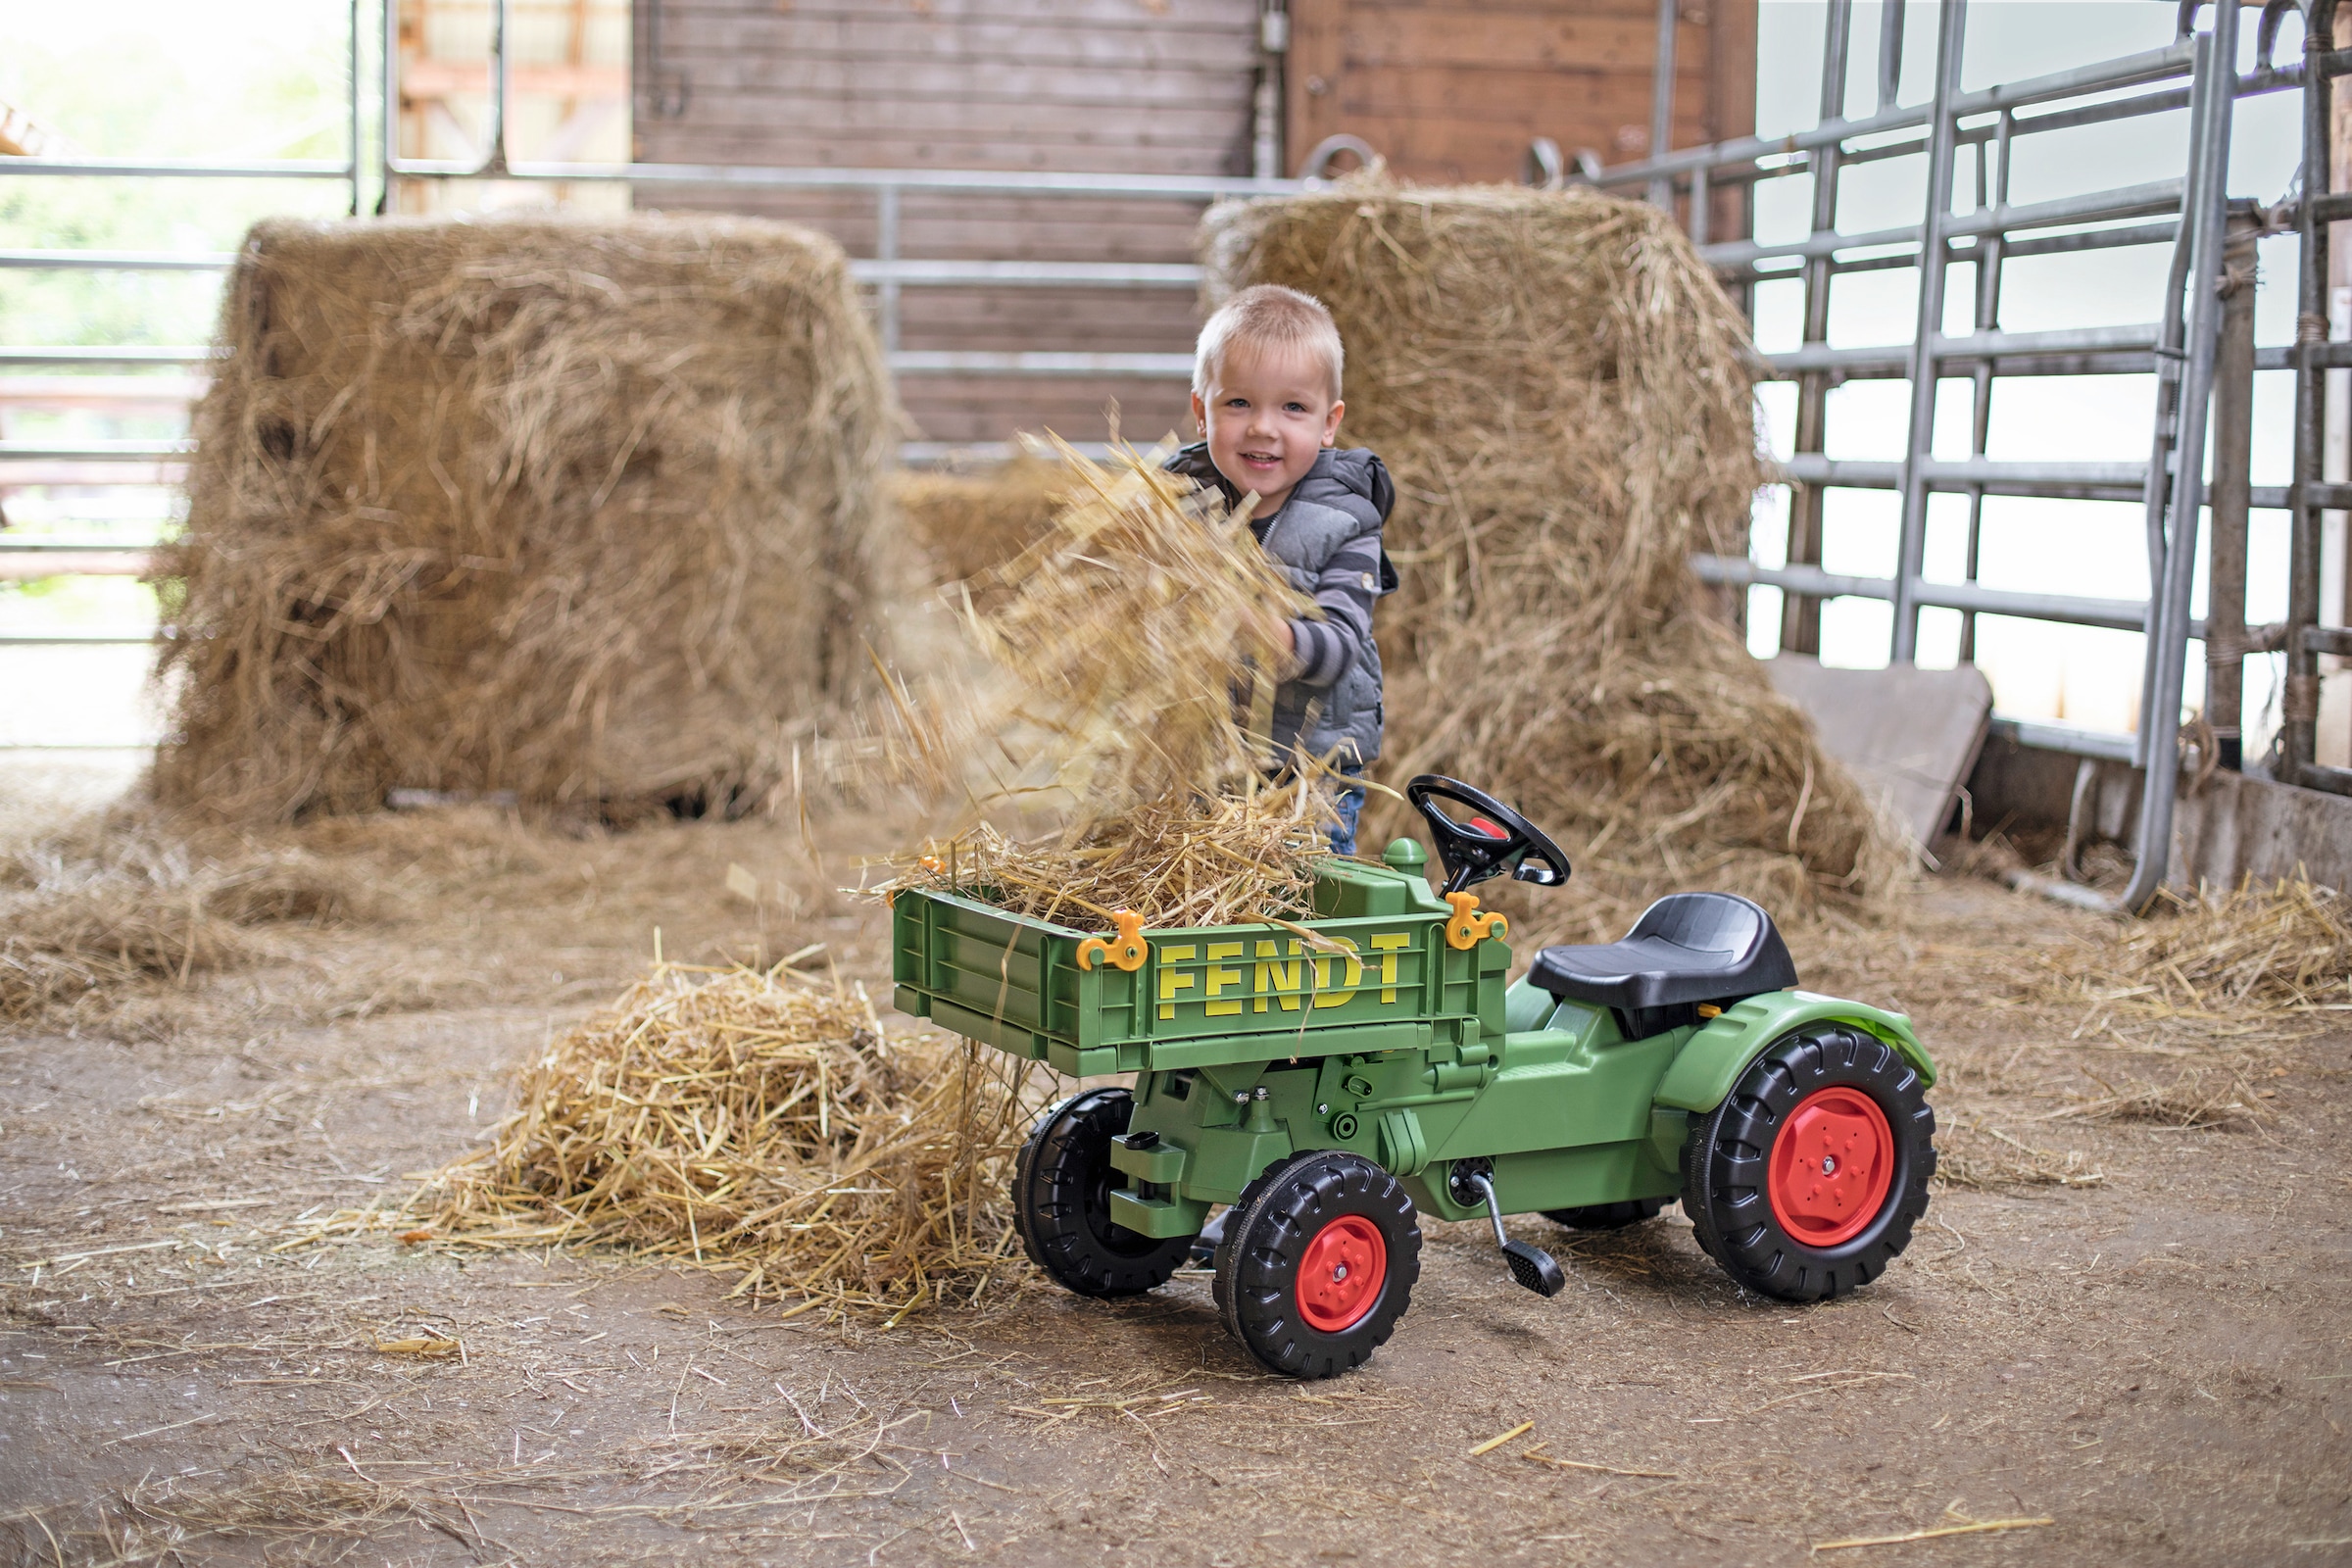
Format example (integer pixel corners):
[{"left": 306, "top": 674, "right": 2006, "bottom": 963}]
[
  {"left": 1444, "top": 891, "right": 1508, "bottom": 951},
  {"left": 1076, "top": 909, "right": 1150, "bottom": 972}
]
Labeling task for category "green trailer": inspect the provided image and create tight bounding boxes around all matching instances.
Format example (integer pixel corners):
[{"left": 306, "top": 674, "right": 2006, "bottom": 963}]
[{"left": 892, "top": 776, "right": 1936, "bottom": 1378}]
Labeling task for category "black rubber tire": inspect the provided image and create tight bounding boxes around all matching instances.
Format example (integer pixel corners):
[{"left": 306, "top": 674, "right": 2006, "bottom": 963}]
[
  {"left": 1011, "top": 1088, "right": 1194, "bottom": 1298},
  {"left": 1682, "top": 1024, "right": 1935, "bottom": 1302},
  {"left": 1214, "top": 1151, "right": 1421, "bottom": 1379},
  {"left": 1542, "top": 1198, "right": 1669, "bottom": 1231}
]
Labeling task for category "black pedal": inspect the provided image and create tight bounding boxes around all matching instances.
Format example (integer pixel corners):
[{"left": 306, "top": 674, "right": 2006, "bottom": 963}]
[{"left": 1502, "top": 1240, "right": 1566, "bottom": 1298}]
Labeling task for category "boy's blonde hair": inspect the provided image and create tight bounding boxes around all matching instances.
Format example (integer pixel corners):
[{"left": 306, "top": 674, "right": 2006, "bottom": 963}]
[{"left": 1192, "top": 284, "right": 1344, "bottom": 401}]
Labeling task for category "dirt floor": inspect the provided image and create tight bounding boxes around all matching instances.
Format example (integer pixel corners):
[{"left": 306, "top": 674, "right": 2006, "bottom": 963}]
[{"left": 2, "top": 766, "right": 2348, "bottom": 1566}]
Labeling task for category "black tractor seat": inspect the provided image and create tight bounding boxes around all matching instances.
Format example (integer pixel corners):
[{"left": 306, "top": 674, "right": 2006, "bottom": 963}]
[{"left": 1528, "top": 892, "right": 1797, "bottom": 1032}]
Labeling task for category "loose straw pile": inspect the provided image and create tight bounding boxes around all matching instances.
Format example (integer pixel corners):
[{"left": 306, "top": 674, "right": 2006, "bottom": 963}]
[
  {"left": 417, "top": 962, "right": 1036, "bottom": 1319},
  {"left": 2041, "top": 874, "right": 2351, "bottom": 1040}
]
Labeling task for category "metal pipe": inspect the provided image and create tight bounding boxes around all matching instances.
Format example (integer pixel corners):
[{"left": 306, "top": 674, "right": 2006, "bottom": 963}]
[
  {"left": 1893, "top": 0, "right": 1973, "bottom": 664},
  {"left": 2124, "top": 0, "right": 2237, "bottom": 916},
  {"left": 2206, "top": 208, "right": 2261, "bottom": 769},
  {"left": 1876, "top": 0, "right": 1905, "bottom": 111},
  {"left": 349, "top": 0, "right": 363, "bottom": 216},
  {"left": 2283, "top": 0, "right": 2340, "bottom": 784},
  {"left": 875, "top": 187, "right": 902, "bottom": 358},
  {"left": 1960, "top": 107, "right": 2015, "bottom": 665},
  {"left": 0, "top": 250, "right": 234, "bottom": 270},
  {"left": 2133, "top": 41, "right": 2212, "bottom": 768},
  {"left": 1582, "top": 39, "right": 2196, "bottom": 191},
  {"left": 1782, "top": 0, "right": 1853, "bottom": 659},
  {"left": 1649, "top": 0, "right": 1678, "bottom": 209}
]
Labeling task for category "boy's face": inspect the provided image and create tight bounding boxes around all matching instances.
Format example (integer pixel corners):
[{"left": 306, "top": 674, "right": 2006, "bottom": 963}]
[{"left": 1190, "top": 342, "right": 1345, "bottom": 516}]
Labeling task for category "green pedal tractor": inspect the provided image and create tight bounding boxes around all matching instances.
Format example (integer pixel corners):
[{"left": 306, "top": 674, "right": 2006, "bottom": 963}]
[{"left": 892, "top": 777, "right": 1936, "bottom": 1378}]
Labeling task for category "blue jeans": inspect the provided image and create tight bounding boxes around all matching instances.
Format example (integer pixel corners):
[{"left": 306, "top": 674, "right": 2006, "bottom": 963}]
[{"left": 1326, "top": 765, "right": 1366, "bottom": 858}]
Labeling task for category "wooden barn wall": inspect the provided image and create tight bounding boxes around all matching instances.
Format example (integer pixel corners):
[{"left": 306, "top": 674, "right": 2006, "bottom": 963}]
[
  {"left": 630, "top": 0, "right": 1264, "bottom": 448},
  {"left": 1288, "top": 0, "right": 1757, "bottom": 195}
]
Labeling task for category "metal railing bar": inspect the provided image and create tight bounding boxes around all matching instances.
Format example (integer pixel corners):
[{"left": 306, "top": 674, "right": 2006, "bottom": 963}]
[
  {"left": 388, "top": 156, "right": 1300, "bottom": 204},
  {"left": 1941, "top": 177, "right": 2187, "bottom": 239},
  {"left": 0, "top": 440, "right": 197, "bottom": 462},
  {"left": 0, "top": 538, "right": 167, "bottom": 552},
  {"left": 1584, "top": 40, "right": 2196, "bottom": 191},
  {"left": 1986, "top": 716, "right": 2139, "bottom": 764},
  {"left": 0, "top": 249, "right": 237, "bottom": 271},
  {"left": 0, "top": 633, "right": 162, "bottom": 646},
  {"left": 1692, "top": 553, "right": 2182, "bottom": 634},
  {"left": 0, "top": 158, "right": 353, "bottom": 180},
  {"left": 890, "top": 351, "right": 1193, "bottom": 378},
  {"left": 0, "top": 348, "right": 219, "bottom": 367},
  {"left": 1707, "top": 181, "right": 2183, "bottom": 271},
  {"left": 1763, "top": 323, "right": 2163, "bottom": 376},
  {"left": 849, "top": 260, "right": 1202, "bottom": 287},
  {"left": 2306, "top": 625, "right": 2352, "bottom": 658}
]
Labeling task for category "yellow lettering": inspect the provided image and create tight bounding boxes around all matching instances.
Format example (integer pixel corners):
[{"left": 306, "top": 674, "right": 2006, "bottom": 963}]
[
  {"left": 1369, "top": 932, "right": 1412, "bottom": 1004},
  {"left": 1311, "top": 936, "right": 1362, "bottom": 1008},
  {"left": 1203, "top": 941, "right": 1246, "bottom": 1016},
  {"left": 1156, "top": 945, "right": 1198, "bottom": 1020},
  {"left": 1252, "top": 939, "right": 1302, "bottom": 1012}
]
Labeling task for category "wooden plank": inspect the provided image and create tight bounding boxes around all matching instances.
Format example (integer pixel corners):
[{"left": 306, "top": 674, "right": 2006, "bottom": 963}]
[
  {"left": 633, "top": 131, "right": 1249, "bottom": 177},
  {"left": 1765, "top": 655, "right": 1992, "bottom": 849},
  {"left": 652, "top": 15, "right": 1260, "bottom": 69},
  {"left": 675, "top": 55, "right": 1253, "bottom": 106},
  {"left": 668, "top": 0, "right": 1256, "bottom": 22},
  {"left": 649, "top": 94, "right": 1250, "bottom": 141},
  {"left": 1285, "top": 0, "right": 1755, "bottom": 192}
]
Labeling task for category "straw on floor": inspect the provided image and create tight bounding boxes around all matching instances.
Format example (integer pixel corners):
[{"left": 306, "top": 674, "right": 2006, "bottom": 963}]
[
  {"left": 1200, "top": 177, "right": 1904, "bottom": 932},
  {"left": 416, "top": 961, "right": 1036, "bottom": 1318},
  {"left": 153, "top": 214, "right": 900, "bottom": 823},
  {"left": 2039, "top": 873, "right": 2350, "bottom": 1042}
]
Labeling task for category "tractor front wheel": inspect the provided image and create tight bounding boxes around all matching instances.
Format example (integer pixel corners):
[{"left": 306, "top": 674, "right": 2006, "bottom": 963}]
[
  {"left": 1216, "top": 1151, "right": 1421, "bottom": 1378},
  {"left": 1682, "top": 1025, "right": 1935, "bottom": 1302},
  {"left": 1012, "top": 1088, "right": 1194, "bottom": 1298}
]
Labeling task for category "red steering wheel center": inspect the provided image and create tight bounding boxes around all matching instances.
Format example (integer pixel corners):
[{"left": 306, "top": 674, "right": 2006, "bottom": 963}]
[
  {"left": 1296, "top": 1213, "right": 1387, "bottom": 1333},
  {"left": 1767, "top": 1086, "right": 1895, "bottom": 1249}
]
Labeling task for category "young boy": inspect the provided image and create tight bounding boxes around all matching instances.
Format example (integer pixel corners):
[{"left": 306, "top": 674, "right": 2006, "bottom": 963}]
[{"left": 1164, "top": 284, "right": 1396, "bottom": 856}]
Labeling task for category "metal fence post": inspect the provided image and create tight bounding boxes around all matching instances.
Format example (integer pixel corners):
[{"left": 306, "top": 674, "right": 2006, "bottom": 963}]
[
  {"left": 876, "top": 185, "right": 903, "bottom": 358},
  {"left": 1649, "top": 0, "right": 1678, "bottom": 211},
  {"left": 1780, "top": 0, "right": 1854, "bottom": 660},
  {"left": 1890, "top": 0, "right": 1968, "bottom": 666},
  {"left": 2206, "top": 206, "right": 2261, "bottom": 771},
  {"left": 2123, "top": 0, "right": 2236, "bottom": 914}
]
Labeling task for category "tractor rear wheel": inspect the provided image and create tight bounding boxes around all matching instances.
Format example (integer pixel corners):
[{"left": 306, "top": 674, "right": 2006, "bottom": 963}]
[
  {"left": 1012, "top": 1088, "right": 1194, "bottom": 1298},
  {"left": 1543, "top": 1198, "right": 1669, "bottom": 1231},
  {"left": 1682, "top": 1024, "right": 1935, "bottom": 1302},
  {"left": 1215, "top": 1151, "right": 1420, "bottom": 1378}
]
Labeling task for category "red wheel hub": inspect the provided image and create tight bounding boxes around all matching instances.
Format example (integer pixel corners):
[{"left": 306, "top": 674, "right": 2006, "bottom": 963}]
[
  {"left": 1296, "top": 1213, "right": 1387, "bottom": 1333},
  {"left": 1767, "top": 1086, "right": 1895, "bottom": 1249}
]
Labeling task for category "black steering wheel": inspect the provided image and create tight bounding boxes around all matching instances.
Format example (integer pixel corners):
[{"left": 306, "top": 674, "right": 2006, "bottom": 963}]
[{"left": 1405, "top": 775, "right": 1573, "bottom": 897}]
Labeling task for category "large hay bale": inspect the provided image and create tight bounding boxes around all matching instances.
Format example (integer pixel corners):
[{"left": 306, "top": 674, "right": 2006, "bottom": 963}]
[
  {"left": 153, "top": 214, "right": 900, "bottom": 821},
  {"left": 890, "top": 455, "right": 1066, "bottom": 585},
  {"left": 1201, "top": 181, "right": 1900, "bottom": 923}
]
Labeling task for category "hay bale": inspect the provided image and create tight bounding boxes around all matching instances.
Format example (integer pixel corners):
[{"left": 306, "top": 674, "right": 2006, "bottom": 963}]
[
  {"left": 1200, "top": 180, "right": 1901, "bottom": 922},
  {"left": 891, "top": 455, "right": 1067, "bottom": 584},
  {"left": 153, "top": 214, "right": 900, "bottom": 821}
]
